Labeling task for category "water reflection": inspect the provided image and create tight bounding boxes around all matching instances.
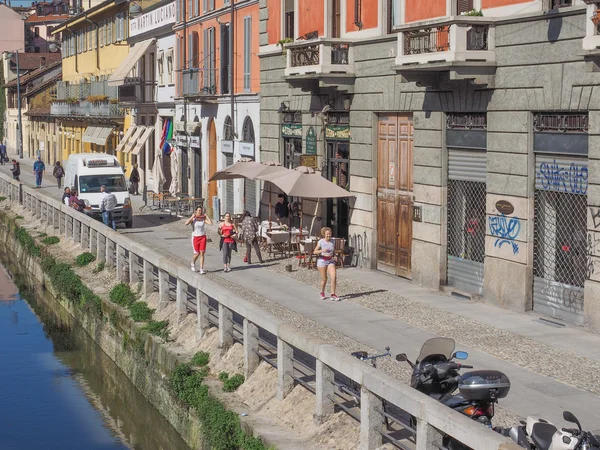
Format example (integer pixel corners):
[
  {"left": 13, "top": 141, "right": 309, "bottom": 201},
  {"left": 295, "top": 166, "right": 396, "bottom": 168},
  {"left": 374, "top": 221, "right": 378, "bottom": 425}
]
[{"left": 0, "top": 265, "right": 189, "bottom": 450}]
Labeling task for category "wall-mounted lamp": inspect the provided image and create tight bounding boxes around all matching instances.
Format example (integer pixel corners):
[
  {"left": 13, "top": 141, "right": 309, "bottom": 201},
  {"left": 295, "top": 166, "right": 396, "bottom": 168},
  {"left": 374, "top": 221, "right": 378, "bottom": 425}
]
[{"left": 278, "top": 101, "right": 290, "bottom": 113}]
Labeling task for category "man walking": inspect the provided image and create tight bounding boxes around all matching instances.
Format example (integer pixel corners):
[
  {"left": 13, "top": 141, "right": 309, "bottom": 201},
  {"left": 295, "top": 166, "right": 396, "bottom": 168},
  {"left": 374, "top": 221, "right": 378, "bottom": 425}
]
[
  {"left": 99, "top": 185, "right": 118, "bottom": 230},
  {"left": 129, "top": 164, "right": 140, "bottom": 195},
  {"left": 0, "top": 142, "right": 7, "bottom": 165},
  {"left": 33, "top": 156, "right": 45, "bottom": 188},
  {"left": 10, "top": 159, "right": 20, "bottom": 181}
]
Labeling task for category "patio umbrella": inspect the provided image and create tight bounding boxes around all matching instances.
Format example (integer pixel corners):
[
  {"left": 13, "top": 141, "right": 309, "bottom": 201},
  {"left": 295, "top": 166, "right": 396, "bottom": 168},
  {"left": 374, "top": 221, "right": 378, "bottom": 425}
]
[
  {"left": 257, "top": 166, "right": 355, "bottom": 236},
  {"left": 169, "top": 149, "right": 179, "bottom": 196},
  {"left": 152, "top": 152, "right": 165, "bottom": 193}
]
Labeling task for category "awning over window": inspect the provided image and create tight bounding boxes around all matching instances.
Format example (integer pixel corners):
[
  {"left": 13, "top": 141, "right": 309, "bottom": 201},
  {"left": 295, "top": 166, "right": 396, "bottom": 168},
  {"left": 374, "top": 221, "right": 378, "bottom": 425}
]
[
  {"left": 83, "top": 126, "right": 114, "bottom": 146},
  {"left": 124, "top": 126, "right": 146, "bottom": 153},
  {"left": 107, "top": 38, "right": 155, "bottom": 86},
  {"left": 116, "top": 125, "right": 137, "bottom": 153},
  {"left": 131, "top": 126, "right": 155, "bottom": 156}
]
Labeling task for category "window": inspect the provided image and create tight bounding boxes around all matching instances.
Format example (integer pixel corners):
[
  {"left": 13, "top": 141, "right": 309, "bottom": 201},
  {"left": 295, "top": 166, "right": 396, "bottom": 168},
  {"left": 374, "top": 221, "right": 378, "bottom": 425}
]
[
  {"left": 457, "top": 0, "right": 474, "bottom": 14},
  {"left": 167, "top": 49, "right": 174, "bottom": 84},
  {"left": 34, "top": 27, "right": 40, "bottom": 37},
  {"left": 243, "top": 16, "right": 252, "bottom": 92},
  {"left": 177, "top": 0, "right": 183, "bottom": 22},
  {"left": 188, "top": 0, "right": 193, "bottom": 18},
  {"left": 99, "top": 20, "right": 105, "bottom": 46},
  {"left": 34, "top": 47, "right": 40, "bottom": 53},
  {"left": 202, "top": 0, "right": 207, "bottom": 12},
  {"left": 87, "top": 25, "right": 93, "bottom": 50},
  {"left": 188, "top": 31, "right": 199, "bottom": 68},
  {"left": 203, "top": 27, "right": 215, "bottom": 91},
  {"left": 116, "top": 13, "right": 125, "bottom": 41},
  {"left": 284, "top": 0, "right": 294, "bottom": 39},
  {"left": 107, "top": 18, "right": 113, "bottom": 44},
  {"left": 158, "top": 51, "right": 164, "bottom": 85},
  {"left": 220, "top": 23, "right": 229, "bottom": 94},
  {"left": 48, "top": 25, "right": 53, "bottom": 36}
]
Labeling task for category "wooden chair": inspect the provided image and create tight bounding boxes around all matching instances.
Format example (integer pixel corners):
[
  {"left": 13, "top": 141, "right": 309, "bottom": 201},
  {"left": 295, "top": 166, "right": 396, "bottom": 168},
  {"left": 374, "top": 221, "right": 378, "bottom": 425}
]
[
  {"left": 333, "top": 238, "right": 347, "bottom": 268},
  {"left": 298, "top": 238, "right": 317, "bottom": 268}
]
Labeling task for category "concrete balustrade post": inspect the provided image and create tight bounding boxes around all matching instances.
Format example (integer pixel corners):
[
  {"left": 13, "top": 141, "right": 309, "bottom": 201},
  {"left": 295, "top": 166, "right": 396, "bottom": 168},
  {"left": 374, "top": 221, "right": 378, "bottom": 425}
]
[
  {"left": 143, "top": 260, "right": 154, "bottom": 299},
  {"left": 116, "top": 245, "right": 126, "bottom": 282},
  {"left": 64, "top": 215, "right": 70, "bottom": 239},
  {"left": 96, "top": 233, "right": 106, "bottom": 263},
  {"left": 105, "top": 239, "right": 115, "bottom": 269},
  {"left": 59, "top": 210, "right": 64, "bottom": 234},
  {"left": 218, "top": 304, "right": 233, "bottom": 354},
  {"left": 73, "top": 219, "right": 80, "bottom": 243},
  {"left": 277, "top": 339, "right": 294, "bottom": 401},
  {"left": 243, "top": 318, "right": 259, "bottom": 379},
  {"left": 129, "top": 253, "right": 140, "bottom": 285},
  {"left": 90, "top": 228, "right": 97, "bottom": 255},
  {"left": 416, "top": 419, "right": 443, "bottom": 450},
  {"left": 314, "top": 359, "right": 335, "bottom": 424},
  {"left": 196, "top": 290, "right": 209, "bottom": 341},
  {"left": 359, "top": 386, "right": 384, "bottom": 450},
  {"left": 81, "top": 224, "right": 89, "bottom": 249},
  {"left": 176, "top": 278, "right": 188, "bottom": 324},
  {"left": 157, "top": 268, "right": 169, "bottom": 309}
]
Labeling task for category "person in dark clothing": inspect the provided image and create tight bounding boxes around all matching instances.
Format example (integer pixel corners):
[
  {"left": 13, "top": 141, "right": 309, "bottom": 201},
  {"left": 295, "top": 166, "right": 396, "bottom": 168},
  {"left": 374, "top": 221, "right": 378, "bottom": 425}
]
[
  {"left": 53, "top": 161, "right": 64, "bottom": 189},
  {"left": 33, "top": 156, "right": 45, "bottom": 188},
  {"left": 274, "top": 194, "right": 289, "bottom": 224},
  {"left": 10, "top": 160, "right": 20, "bottom": 181},
  {"left": 61, "top": 187, "right": 71, "bottom": 206},
  {"left": 129, "top": 164, "right": 140, "bottom": 195},
  {"left": 0, "top": 143, "right": 7, "bottom": 165},
  {"left": 69, "top": 189, "right": 85, "bottom": 212},
  {"left": 240, "top": 211, "right": 264, "bottom": 264}
]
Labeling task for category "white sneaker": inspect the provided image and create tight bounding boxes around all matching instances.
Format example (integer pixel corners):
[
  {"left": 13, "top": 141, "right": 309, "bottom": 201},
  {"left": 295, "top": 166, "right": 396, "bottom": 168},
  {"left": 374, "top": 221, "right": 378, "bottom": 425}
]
[
  {"left": 190, "top": 263, "right": 196, "bottom": 272},
  {"left": 199, "top": 269, "right": 206, "bottom": 275}
]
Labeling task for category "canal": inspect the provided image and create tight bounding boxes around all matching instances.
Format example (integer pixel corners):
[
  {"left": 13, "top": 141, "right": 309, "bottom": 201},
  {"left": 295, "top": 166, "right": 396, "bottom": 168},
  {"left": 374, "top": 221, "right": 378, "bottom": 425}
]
[{"left": 0, "top": 264, "right": 189, "bottom": 450}]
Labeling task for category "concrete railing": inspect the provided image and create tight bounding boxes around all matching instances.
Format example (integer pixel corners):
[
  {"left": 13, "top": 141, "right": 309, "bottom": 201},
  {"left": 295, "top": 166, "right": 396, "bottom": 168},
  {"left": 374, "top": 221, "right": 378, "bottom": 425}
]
[{"left": 0, "top": 174, "right": 521, "bottom": 450}]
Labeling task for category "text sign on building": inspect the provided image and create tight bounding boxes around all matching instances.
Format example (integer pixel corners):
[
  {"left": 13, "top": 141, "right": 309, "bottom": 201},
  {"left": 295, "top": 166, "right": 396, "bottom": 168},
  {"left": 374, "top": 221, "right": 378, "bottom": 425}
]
[
  {"left": 130, "top": 2, "right": 176, "bottom": 37},
  {"left": 300, "top": 155, "right": 317, "bottom": 169},
  {"left": 281, "top": 124, "right": 302, "bottom": 138},
  {"left": 239, "top": 142, "right": 254, "bottom": 158},
  {"left": 305, "top": 126, "right": 317, "bottom": 155},
  {"left": 221, "top": 140, "right": 233, "bottom": 154},
  {"left": 190, "top": 136, "right": 200, "bottom": 148}
]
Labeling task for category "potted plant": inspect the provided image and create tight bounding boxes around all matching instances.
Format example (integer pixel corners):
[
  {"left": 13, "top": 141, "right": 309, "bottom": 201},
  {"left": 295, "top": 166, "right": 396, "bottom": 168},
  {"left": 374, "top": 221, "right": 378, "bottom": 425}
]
[
  {"left": 461, "top": 9, "right": 483, "bottom": 16},
  {"left": 277, "top": 37, "right": 294, "bottom": 57}
]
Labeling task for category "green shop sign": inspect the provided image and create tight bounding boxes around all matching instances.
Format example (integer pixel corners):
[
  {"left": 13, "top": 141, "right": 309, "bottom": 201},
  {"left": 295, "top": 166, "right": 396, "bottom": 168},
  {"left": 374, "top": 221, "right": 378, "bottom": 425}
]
[
  {"left": 281, "top": 124, "right": 302, "bottom": 137},
  {"left": 305, "top": 126, "right": 317, "bottom": 155},
  {"left": 325, "top": 125, "right": 350, "bottom": 140}
]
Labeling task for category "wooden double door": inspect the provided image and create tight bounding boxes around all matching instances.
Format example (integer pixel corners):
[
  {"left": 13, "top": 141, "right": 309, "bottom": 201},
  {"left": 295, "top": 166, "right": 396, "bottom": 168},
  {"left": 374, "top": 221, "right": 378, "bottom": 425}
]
[{"left": 377, "top": 114, "right": 413, "bottom": 278}]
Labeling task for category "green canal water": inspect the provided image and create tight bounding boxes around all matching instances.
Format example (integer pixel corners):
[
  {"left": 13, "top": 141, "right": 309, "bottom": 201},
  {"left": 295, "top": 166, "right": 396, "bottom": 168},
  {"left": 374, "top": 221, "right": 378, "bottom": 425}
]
[{"left": 0, "top": 264, "right": 189, "bottom": 450}]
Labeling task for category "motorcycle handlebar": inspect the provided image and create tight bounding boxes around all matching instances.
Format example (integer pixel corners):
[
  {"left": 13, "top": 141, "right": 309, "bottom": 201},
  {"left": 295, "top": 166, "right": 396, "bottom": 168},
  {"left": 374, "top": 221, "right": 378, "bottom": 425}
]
[{"left": 460, "top": 364, "right": 474, "bottom": 369}]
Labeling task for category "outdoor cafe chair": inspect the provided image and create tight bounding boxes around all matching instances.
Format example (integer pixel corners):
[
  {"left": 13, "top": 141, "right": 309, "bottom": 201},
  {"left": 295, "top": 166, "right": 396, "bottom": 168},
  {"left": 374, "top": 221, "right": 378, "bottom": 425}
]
[{"left": 333, "top": 237, "right": 347, "bottom": 268}]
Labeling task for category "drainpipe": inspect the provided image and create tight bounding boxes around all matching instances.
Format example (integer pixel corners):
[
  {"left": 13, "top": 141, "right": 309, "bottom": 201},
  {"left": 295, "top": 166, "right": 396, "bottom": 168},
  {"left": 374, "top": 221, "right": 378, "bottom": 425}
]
[
  {"left": 183, "top": 0, "right": 188, "bottom": 193},
  {"left": 230, "top": 0, "right": 234, "bottom": 139}
]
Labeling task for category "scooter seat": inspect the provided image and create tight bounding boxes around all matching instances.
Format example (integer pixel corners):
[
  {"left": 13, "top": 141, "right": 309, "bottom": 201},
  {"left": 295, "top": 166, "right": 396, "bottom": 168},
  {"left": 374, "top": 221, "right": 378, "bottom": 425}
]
[{"left": 531, "top": 422, "right": 557, "bottom": 450}]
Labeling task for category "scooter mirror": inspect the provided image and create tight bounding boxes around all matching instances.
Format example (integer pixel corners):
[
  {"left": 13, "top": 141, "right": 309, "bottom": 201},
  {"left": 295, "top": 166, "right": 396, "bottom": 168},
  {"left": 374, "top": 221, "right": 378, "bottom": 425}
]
[
  {"left": 563, "top": 411, "right": 582, "bottom": 431},
  {"left": 453, "top": 351, "right": 469, "bottom": 360},
  {"left": 395, "top": 353, "right": 407, "bottom": 362}
]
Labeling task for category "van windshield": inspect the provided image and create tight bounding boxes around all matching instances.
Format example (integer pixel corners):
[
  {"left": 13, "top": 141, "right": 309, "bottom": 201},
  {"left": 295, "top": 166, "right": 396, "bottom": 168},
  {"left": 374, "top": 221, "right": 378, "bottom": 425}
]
[{"left": 79, "top": 175, "right": 127, "bottom": 193}]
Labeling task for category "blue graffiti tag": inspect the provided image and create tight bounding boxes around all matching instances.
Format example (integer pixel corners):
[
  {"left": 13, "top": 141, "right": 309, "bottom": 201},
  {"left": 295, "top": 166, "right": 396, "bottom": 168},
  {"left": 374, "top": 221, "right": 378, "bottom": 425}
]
[
  {"left": 488, "top": 215, "right": 521, "bottom": 255},
  {"left": 537, "top": 160, "right": 588, "bottom": 195}
]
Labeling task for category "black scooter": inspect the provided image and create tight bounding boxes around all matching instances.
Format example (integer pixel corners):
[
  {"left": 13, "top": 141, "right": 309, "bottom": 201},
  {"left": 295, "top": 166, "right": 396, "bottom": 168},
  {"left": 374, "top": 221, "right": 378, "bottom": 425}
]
[{"left": 396, "top": 337, "right": 511, "bottom": 450}]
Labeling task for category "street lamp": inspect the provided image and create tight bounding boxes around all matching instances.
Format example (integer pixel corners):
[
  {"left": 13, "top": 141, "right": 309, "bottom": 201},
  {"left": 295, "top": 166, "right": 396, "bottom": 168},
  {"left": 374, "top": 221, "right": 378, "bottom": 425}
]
[{"left": 7, "top": 51, "right": 24, "bottom": 159}]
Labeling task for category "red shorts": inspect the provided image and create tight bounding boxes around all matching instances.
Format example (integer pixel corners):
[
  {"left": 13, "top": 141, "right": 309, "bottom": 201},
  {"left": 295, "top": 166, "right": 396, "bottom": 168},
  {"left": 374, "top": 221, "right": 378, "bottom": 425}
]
[{"left": 192, "top": 235, "right": 207, "bottom": 254}]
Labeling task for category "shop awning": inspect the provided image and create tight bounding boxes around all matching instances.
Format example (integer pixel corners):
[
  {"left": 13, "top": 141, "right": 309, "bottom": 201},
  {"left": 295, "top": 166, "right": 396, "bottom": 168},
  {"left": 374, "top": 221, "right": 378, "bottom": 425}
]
[
  {"left": 124, "top": 126, "right": 146, "bottom": 153},
  {"left": 116, "top": 125, "right": 137, "bottom": 153},
  {"left": 131, "top": 126, "right": 155, "bottom": 156},
  {"left": 82, "top": 126, "right": 100, "bottom": 144},
  {"left": 107, "top": 38, "right": 156, "bottom": 86},
  {"left": 82, "top": 125, "right": 114, "bottom": 146}
]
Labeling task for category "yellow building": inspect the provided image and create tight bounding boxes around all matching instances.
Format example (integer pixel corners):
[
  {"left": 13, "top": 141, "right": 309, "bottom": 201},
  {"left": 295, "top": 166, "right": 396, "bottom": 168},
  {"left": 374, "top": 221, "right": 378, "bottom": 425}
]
[{"left": 51, "top": 0, "right": 132, "bottom": 169}]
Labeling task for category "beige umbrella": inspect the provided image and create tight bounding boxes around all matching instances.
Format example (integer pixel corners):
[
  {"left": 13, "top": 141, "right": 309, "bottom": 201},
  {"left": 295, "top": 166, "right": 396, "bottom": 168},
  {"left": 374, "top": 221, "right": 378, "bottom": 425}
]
[
  {"left": 209, "top": 158, "right": 263, "bottom": 182},
  {"left": 257, "top": 166, "right": 355, "bottom": 238},
  {"left": 152, "top": 152, "right": 165, "bottom": 192},
  {"left": 169, "top": 149, "right": 179, "bottom": 196}
]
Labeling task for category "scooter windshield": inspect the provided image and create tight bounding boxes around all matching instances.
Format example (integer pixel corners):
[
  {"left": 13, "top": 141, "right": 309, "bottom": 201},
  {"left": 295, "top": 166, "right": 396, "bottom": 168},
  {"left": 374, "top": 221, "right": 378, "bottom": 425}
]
[{"left": 416, "top": 337, "right": 455, "bottom": 363}]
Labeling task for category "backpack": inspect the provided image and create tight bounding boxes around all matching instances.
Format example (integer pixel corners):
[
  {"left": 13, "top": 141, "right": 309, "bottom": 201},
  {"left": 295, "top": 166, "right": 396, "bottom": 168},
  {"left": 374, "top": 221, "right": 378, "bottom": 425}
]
[{"left": 55, "top": 166, "right": 64, "bottom": 177}]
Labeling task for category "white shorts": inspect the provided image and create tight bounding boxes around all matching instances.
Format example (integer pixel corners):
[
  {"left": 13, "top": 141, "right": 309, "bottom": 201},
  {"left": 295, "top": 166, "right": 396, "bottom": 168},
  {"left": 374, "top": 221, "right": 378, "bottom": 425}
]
[{"left": 317, "top": 258, "right": 335, "bottom": 268}]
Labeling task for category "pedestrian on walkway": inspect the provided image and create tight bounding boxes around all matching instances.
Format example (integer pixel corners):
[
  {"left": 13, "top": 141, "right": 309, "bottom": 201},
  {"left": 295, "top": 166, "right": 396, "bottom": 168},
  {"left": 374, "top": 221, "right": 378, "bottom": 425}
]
[
  {"left": 10, "top": 159, "right": 20, "bottom": 181},
  {"left": 99, "top": 185, "right": 117, "bottom": 230},
  {"left": 185, "top": 206, "right": 213, "bottom": 274},
  {"left": 314, "top": 227, "right": 339, "bottom": 301},
  {"left": 69, "top": 189, "right": 85, "bottom": 213},
  {"left": 240, "top": 211, "right": 264, "bottom": 265},
  {"left": 53, "top": 161, "right": 64, "bottom": 189},
  {"left": 33, "top": 156, "right": 45, "bottom": 188},
  {"left": 129, "top": 164, "right": 140, "bottom": 195},
  {"left": 275, "top": 194, "right": 289, "bottom": 225},
  {"left": 61, "top": 187, "right": 71, "bottom": 206},
  {"left": 218, "top": 212, "right": 238, "bottom": 272},
  {"left": 0, "top": 142, "right": 7, "bottom": 165}
]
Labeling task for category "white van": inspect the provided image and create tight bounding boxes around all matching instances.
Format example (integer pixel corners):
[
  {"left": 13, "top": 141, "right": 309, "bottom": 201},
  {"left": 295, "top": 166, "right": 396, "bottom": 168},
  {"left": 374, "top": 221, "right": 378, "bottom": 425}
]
[{"left": 64, "top": 153, "right": 133, "bottom": 228}]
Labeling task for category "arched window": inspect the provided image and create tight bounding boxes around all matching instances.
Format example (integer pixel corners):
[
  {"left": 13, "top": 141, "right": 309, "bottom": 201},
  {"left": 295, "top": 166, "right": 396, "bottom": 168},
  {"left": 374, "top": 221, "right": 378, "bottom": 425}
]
[
  {"left": 223, "top": 115, "right": 233, "bottom": 141},
  {"left": 242, "top": 116, "right": 255, "bottom": 143}
]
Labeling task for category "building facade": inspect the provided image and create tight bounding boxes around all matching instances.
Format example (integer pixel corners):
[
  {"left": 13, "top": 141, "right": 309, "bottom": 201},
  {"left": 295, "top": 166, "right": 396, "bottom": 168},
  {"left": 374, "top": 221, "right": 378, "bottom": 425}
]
[
  {"left": 174, "top": 0, "right": 261, "bottom": 218},
  {"left": 258, "top": 0, "right": 600, "bottom": 331},
  {"left": 0, "top": 3, "right": 25, "bottom": 55}
]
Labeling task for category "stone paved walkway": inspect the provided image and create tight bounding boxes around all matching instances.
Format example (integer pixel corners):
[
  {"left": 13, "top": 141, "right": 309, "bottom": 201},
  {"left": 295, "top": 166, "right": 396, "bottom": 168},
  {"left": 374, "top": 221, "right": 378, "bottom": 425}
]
[{"left": 8, "top": 155, "right": 600, "bottom": 430}]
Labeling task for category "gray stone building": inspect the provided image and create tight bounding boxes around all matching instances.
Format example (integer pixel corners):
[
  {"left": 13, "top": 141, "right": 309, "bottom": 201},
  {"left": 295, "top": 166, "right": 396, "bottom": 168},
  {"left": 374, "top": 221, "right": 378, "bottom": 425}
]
[{"left": 258, "top": 0, "right": 600, "bottom": 331}]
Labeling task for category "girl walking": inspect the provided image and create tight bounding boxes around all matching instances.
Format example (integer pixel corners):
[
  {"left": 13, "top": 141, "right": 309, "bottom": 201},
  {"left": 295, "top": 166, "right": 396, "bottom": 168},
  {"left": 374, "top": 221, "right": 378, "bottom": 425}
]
[
  {"left": 218, "top": 213, "right": 238, "bottom": 272},
  {"left": 53, "top": 161, "right": 64, "bottom": 189},
  {"left": 185, "top": 207, "right": 213, "bottom": 274},
  {"left": 314, "top": 227, "right": 339, "bottom": 301}
]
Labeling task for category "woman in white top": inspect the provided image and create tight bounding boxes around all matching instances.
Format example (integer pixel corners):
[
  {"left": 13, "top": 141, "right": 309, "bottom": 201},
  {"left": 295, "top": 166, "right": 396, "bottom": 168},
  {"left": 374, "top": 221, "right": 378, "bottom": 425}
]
[
  {"left": 313, "top": 227, "right": 339, "bottom": 301},
  {"left": 185, "top": 207, "right": 213, "bottom": 274}
]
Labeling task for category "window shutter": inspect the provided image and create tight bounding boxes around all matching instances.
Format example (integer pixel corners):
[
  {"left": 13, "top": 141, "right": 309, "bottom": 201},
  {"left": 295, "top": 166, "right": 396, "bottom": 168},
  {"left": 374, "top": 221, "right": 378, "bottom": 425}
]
[
  {"left": 244, "top": 17, "right": 251, "bottom": 92},
  {"left": 202, "top": 0, "right": 207, "bottom": 13},
  {"left": 209, "top": 0, "right": 214, "bottom": 11},
  {"left": 457, "top": 0, "right": 473, "bottom": 13}
]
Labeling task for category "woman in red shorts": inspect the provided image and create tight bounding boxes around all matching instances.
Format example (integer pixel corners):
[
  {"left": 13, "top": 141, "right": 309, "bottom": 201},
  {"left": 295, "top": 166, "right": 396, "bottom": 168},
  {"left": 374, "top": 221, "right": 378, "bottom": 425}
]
[{"left": 185, "top": 207, "right": 213, "bottom": 274}]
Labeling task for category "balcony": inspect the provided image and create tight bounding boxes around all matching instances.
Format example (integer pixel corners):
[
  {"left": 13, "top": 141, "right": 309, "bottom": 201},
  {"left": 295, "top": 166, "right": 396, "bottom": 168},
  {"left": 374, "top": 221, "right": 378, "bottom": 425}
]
[
  {"left": 50, "top": 100, "right": 124, "bottom": 118},
  {"left": 182, "top": 68, "right": 218, "bottom": 100},
  {"left": 57, "top": 80, "right": 118, "bottom": 101},
  {"left": 581, "top": 3, "right": 600, "bottom": 69},
  {"left": 284, "top": 38, "right": 355, "bottom": 90},
  {"left": 394, "top": 17, "right": 496, "bottom": 86},
  {"left": 117, "top": 77, "right": 156, "bottom": 104}
]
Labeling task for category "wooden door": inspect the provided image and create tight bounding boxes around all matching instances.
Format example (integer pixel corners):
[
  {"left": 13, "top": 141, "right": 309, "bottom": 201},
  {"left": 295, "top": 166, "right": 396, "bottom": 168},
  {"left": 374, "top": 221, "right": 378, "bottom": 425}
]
[
  {"left": 208, "top": 119, "right": 218, "bottom": 216},
  {"left": 377, "top": 115, "right": 413, "bottom": 278}
]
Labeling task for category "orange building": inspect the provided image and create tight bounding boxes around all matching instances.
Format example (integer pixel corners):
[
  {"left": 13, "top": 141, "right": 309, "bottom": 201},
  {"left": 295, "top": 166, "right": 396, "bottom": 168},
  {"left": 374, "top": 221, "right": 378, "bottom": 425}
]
[{"left": 174, "top": 0, "right": 261, "bottom": 217}]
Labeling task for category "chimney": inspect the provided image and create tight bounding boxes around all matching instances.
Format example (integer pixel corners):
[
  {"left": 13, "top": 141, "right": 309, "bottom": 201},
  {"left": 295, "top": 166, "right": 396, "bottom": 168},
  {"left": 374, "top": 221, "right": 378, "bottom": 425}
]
[{"left": 40, "top": 56, "right": 46, "bottom": 67}]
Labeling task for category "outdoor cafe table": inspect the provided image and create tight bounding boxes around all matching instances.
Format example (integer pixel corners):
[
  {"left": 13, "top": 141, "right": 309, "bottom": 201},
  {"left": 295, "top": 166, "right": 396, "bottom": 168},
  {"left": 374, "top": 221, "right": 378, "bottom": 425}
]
[{"left": 263, "top": 228, "right": 309, "bottom": 257}]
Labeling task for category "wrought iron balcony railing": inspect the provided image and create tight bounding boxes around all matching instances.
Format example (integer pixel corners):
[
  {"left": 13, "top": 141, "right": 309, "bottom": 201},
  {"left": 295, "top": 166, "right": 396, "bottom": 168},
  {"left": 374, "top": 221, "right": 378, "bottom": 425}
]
[
  {"left": 182, "top": 68, "right": 218, "bottom": 97},
  {"left": 285, "top": 38, "right": 354, "bottom": 77},
  {"left": 117, "top": 77, "right": 156, "bottom": 104},
  {"left": 50, "top": 100, "right": 124, "bottom": 117}
]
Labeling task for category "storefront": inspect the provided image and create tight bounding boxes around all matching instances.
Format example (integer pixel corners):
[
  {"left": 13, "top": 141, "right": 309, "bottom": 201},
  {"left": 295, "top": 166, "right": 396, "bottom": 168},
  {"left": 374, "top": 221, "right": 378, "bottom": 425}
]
[
  {"left": 281, "top": 112, "right": 302, "bottom": 169},
  {"left": 445, "top": 113, "right": 487, "bottom": 295},
  {"left": 532, "top": 112, "right": 588, "bottom": 325},
  {"left": 325, "top": 112, "right": 350, "bottom": 239}
]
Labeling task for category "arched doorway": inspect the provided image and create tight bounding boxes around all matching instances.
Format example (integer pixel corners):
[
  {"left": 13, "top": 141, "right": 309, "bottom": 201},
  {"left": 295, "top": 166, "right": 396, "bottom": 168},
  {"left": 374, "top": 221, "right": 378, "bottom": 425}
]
[
  {"left": 241, "top": 116, "right": 257, "bottom": 216},
  {"left": 208, "top": 118, "right": 218, "bottom": 217}
]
